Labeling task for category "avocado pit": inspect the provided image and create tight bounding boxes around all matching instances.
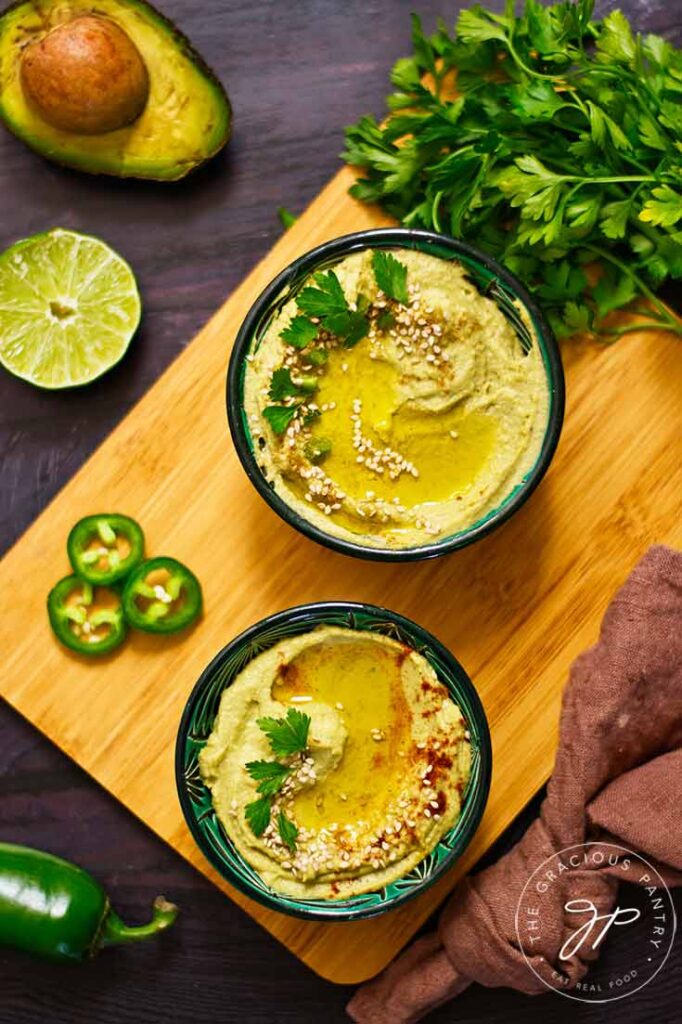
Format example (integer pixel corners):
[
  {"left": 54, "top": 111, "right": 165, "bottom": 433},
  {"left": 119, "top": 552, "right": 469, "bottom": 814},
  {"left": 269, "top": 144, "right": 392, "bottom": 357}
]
[{"left": 20, "top": 14, "right": 149, "bottom": 135}]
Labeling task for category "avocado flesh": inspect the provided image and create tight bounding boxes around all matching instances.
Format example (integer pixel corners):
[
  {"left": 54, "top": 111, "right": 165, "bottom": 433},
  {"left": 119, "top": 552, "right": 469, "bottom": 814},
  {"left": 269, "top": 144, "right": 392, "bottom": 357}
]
[{"left": 0, "top": 0, "right": 231, "bottom": 180}]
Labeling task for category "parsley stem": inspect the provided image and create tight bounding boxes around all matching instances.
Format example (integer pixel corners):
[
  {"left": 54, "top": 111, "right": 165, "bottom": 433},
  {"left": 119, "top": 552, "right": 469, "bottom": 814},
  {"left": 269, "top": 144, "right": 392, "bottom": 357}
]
[
  {"left": 603, "top": 320, "right": 682, "bottom": 339},
  {"left": 587, "top": 244, "right": 681, "bottom": 330},
  {"left": 431, "top": 190, "right": 444, "bottom": 233},
  {"left": 504, "top": 37, "right": 561, "bottom": 82},
  {"left": 575, "top": 176, "right": 654, "bottom": 186}
]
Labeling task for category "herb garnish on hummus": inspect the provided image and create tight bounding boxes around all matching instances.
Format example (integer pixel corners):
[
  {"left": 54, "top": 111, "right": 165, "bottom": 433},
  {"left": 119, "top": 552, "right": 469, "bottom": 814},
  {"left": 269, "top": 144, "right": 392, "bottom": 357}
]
[
  {"left": 244, "top": 708, "right": 311, "bottom": 850},
  {"left": 243, "top": 247, "right": 549, "bottom": 549},
  {"left": 199, "top": 626, "right": 471, "bottom": 900}
]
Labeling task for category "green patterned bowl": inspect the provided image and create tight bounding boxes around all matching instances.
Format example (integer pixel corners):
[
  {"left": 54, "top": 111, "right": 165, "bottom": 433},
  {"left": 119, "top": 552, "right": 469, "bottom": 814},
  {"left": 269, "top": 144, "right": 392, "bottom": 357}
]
[
  {"left": 227, "top": 227, "right": 565, "bottom": 562},
  {"left": 175, "top": 601, "right": 492, "bottom": 921}
]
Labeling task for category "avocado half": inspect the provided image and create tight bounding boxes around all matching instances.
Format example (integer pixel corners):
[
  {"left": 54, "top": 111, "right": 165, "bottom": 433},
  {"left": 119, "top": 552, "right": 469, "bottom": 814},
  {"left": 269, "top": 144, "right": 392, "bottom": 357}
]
[{"left": 0, "top": 0, "right": 231, "bottom": 180}]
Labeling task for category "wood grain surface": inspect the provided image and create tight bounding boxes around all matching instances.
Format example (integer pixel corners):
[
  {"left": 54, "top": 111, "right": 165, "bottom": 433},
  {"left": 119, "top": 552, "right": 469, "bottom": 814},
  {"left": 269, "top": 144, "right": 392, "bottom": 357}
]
[
  {"left": 3, "top": 155, "right": 682, "bottom": 984},
  {"left": 2, "top": 1, "right": 681, "bottom": 1021}
]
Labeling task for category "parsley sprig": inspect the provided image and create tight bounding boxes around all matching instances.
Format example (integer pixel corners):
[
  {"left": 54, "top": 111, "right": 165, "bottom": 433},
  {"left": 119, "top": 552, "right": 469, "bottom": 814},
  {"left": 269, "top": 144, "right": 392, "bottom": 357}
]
[
  {"left": 262, "top": 368, "right": 319, "bottom": 434},
  {"left": 281, "top": 315, "right": 318, "bottom": 349},
  {"left": 257, "top": 707, "right": 311, "bottom": 757},
  {"left": 268, "top": 367, "right": 317, "bottom": 402},
  {"left": 243, "top": 709, "right": 311, "bottom": 848},
  {"left": 343, "top": 2, "right": 682, "bottom": 340},
  {"left": 262, "top": 404, "right": 298, "bottom": 435},
  {"left": 268, "top": 367, "right": 302, "bottom": 401},
  {"left": 245, "top": 759, "right": 291, "bottom": 796},
  {"left": 297, "top": 270, "right": 370, "bottom": 348}
]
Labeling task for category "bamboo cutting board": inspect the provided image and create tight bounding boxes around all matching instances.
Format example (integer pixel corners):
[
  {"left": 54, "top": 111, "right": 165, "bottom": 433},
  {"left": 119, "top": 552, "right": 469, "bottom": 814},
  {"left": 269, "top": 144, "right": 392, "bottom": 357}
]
[{"left": 2, "top": 166, "right": 681, "bottom": 984}]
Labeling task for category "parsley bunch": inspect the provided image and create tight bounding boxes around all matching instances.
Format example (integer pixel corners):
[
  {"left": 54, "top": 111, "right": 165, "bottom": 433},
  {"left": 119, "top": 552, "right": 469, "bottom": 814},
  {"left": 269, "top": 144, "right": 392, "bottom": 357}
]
[{"left": 343, "top": 1, "right": 682, "bottom": 340}]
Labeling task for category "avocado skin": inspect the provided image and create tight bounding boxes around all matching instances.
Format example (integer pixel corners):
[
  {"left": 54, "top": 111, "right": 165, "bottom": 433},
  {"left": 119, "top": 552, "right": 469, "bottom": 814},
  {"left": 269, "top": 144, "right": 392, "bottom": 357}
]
[{"left": 0, "top": 0, "right": 232, "bottom": 180}]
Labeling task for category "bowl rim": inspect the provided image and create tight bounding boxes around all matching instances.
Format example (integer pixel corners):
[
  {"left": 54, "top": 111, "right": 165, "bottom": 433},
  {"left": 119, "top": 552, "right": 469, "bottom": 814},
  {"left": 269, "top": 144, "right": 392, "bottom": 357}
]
[
  {"left": 227, "top": 226, "right": 565, "bottom": 562},
  {"left": 175, "top": 600, "right": 493, "bottom": 921}
]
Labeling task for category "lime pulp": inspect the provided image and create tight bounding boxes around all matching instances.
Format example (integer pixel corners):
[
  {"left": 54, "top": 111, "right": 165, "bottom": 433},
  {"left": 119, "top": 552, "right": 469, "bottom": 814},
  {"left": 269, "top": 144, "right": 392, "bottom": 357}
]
[{"left": 0, "top": 228, "right": 141, "bottom": 389}]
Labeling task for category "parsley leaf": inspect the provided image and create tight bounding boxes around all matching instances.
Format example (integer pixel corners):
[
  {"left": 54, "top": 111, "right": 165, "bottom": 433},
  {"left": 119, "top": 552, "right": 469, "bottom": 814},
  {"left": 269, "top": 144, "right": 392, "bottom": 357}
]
[
  {"left": 372, "top": 250, "right": 409, "bottom": 303},
  {"left": 593, "top": 270, "right": 637, "bottom": 319},
  {"left": 297, "top": 270, "right": 347, "bottom": 318},
  {"left": 268, "top": 367, "right": 302, "bottom": 401},
  {"left": 281, "top": 315, "right": 318, "bottom": 349},
  {"left": 245, "top": 759, "right": 291, "bottom": 797},
  {"left": 538, "top": 261, "right": 587, "bottom": 302},
  {"left": 639, "top": 186, "right": 682, "bottom": 228},
  {"left": 601, "top": 199, "right": 632, "bottom": 240},
  {"left": 277, "top": 809, "right": 299, "bottom": 852},
  {"left": 456, "top": 7, "right": 508, "bottom": 46},
  {"left": 245, "top": 796, "right": 272, "bottom": 837},
  {"left": 278, "top": 207, "right": 298, "bottom": 230},
  {"left": 587, "top": 102, "right": 631, "bottom": 153},
  {"left": 296, "top": 271, "right": 370, "bottom": 347},
  {"left": 262, "top": 405, "right": 297, "bottom": 435},
  {"left": 257, "top": 708, "right": 311, "bottom": 758},
  {"left": 563, "top": 301, "right": 594, "bottom": 337},
  {"left": 595, "top": 10, "right": 636, "bottom": 66},
  {"left": 338, "top": 310, "right": 371, "bottom": 348}
]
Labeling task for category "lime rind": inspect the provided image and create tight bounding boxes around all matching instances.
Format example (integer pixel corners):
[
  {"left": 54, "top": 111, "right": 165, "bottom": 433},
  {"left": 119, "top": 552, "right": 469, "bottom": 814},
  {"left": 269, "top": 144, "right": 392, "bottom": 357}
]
[{"left": 0, "top": 228, "right": 141, "bottom": 389}]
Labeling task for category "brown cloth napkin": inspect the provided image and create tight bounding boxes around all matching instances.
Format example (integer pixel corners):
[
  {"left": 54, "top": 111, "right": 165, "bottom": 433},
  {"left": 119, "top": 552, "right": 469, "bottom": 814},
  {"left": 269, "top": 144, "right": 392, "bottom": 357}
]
[{"left": 348, "top": 545, "right": 682, "bottom": 1023}]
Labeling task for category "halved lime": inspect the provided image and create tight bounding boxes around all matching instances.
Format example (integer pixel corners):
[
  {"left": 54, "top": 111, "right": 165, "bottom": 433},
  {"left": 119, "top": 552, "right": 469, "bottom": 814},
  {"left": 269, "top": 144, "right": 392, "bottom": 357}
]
[{"left": 0, "top": 228, "right": 141, "bottom": 389}]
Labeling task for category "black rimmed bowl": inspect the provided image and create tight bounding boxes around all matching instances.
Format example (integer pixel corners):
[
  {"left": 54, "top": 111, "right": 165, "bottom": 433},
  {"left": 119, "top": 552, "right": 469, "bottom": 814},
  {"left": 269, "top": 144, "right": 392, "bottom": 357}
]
[
  {"left": 227, "top": 227, "right": 565, "bottom": 562},
  {"left": 175, "top": 601, "right": 492, "bottom": 922}
]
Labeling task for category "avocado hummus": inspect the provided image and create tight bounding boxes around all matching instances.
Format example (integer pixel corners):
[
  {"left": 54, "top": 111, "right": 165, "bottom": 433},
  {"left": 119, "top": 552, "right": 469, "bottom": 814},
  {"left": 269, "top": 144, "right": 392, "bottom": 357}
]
[
  {"left": 243, "top": 248, "right": 549, "bottom": 549},
  {"left": 0, "top": 0, "right": 231, "bottom": 179},
  {"left": 199, "top": 626, "right": 471, "bottom": 899}
]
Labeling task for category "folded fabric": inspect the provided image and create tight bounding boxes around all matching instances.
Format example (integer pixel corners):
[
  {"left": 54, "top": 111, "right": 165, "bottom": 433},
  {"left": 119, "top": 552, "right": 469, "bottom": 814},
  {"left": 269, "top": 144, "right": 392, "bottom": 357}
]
[{"left": 348, "top": 545, "right": 682, "bottom": 1024}]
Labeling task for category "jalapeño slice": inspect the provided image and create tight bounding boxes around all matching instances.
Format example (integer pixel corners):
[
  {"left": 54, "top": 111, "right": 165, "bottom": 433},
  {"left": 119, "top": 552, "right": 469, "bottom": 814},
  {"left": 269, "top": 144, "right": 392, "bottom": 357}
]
[
  {"left": 47, "top": 575, "right": 127, "bottom": 656},
  {"left": 67, "top": 514, "right": 145, "bottom": 586},
  {"left": 121, "top": 557, "right": 202, "bottom": 634}
]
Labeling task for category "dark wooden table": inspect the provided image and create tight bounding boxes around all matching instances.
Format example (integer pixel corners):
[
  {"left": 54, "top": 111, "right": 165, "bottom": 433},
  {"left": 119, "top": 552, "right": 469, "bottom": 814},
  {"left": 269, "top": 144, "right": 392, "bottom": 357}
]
[{"left": 1, "top": 2, "right": 680, "bottom": 1021}]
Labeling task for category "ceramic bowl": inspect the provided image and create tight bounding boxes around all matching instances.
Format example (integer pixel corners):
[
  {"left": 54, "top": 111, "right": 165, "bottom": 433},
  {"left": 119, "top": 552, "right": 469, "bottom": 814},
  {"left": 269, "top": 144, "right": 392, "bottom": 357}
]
[
  {"left": 227, "top": 227, "right": 564, "bottom": 561},
  {"left": 175, "top": 600, "right": 492, "bottom": 921}
]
